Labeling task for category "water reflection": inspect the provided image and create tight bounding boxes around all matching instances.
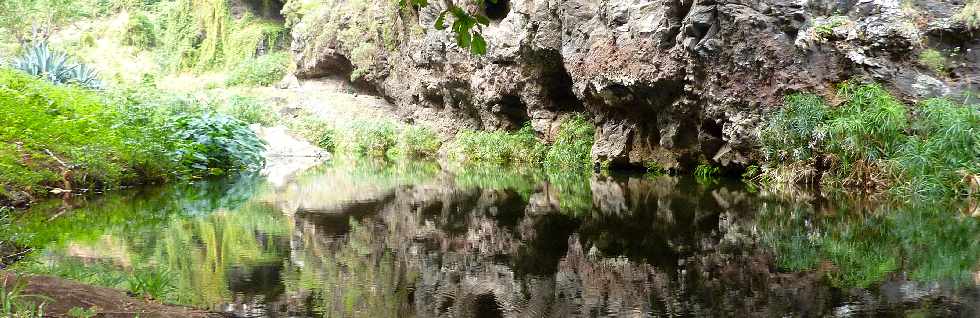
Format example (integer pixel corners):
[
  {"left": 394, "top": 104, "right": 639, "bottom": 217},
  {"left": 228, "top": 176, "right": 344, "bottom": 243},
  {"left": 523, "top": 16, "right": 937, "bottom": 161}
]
[{"left": 9, "top": 159, "right": 980, "bottom": 317}]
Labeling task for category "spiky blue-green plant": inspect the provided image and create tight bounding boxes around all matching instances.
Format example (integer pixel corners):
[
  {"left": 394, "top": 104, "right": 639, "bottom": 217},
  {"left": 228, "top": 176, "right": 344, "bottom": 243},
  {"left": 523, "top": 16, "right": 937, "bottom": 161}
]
[
  {"left": 13, "top": 43, "right": 73, "bottom": 84},
  {"left": 12, "top": 43, "right": 102, "bottom": 89},
  {"left": 67, "top": 63, "right": 103, "bottom": 90}
]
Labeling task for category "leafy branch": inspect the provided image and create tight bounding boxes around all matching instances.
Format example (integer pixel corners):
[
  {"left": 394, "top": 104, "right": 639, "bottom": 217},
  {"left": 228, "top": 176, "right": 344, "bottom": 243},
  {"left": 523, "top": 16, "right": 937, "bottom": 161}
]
[{"left": 398, "top": 0, "right": 496, "bottom": 55}]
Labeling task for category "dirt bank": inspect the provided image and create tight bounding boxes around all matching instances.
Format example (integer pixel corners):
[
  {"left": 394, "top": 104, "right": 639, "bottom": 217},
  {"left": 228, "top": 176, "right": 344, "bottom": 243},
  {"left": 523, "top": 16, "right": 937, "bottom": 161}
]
[{"left": 0, "top": 271, "right": 226, "bottom": 318}]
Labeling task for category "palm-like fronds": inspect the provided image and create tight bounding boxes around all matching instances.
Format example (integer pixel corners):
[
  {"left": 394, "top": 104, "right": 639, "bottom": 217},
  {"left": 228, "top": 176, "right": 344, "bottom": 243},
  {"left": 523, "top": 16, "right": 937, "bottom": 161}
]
[{"left": 761, "top": 81, "right": 979, "bottom": 197}]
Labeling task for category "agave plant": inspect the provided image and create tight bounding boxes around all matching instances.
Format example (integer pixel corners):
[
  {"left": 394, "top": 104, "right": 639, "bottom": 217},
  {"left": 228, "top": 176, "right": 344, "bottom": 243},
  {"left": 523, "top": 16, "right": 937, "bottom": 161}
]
[
  {"left": 68, "top": 63, "right": 103, "bottom": 89},
  {"left": 12, "top": 43, "right": 102, "bottom": 89}
]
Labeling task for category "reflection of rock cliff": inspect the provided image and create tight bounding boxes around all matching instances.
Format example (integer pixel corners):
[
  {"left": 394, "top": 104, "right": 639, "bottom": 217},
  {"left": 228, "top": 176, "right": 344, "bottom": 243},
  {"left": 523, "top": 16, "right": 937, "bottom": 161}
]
[{"left": 280, "top": 175, "right": 978, "bottom": 317}]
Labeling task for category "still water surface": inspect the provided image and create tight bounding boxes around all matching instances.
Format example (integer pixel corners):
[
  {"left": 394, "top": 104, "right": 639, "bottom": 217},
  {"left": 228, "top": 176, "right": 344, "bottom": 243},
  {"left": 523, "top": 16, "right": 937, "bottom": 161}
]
[{"left": 11, "top": 159, "right": 980, "bottom": 317}]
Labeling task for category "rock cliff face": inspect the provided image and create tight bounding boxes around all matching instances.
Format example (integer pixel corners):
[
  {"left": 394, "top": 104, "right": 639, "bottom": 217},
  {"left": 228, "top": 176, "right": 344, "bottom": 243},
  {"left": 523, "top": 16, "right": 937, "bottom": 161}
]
[{"left": 285, "top": 0, "right": 979, "bottom": 170}]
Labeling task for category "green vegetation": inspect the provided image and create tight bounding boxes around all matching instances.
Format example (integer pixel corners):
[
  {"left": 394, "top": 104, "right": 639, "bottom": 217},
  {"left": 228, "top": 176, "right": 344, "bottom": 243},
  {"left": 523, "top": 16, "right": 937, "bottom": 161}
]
[
  {"left": 812, "top": 16, "right": 849, "bottom": 40},
  {"left": 224, "top": 18, "right": 286, "bottom": 69},
  {"left": 12, "top": 43, "right": 102, "bottom": 89},
  {"left": 345, "top": 120, "right": 400, "bottom": 157},
  {"left": 958, "top": 0, "right": 980, "bottom": 29},
  {"left": 126, "top": 268, "right": 174, "bottom": 300},
  {"left": 285, "top": 115, "right": 443, "bottom": 159},
  {"left": 761, "top": 93, "right": 829, "bottom": 162},
  {"left": 169, "top": 112, "right": 266, "bottom": 175},
  {"left": 224, "top": 52, "right": 289, "bottom": 87},
  {"left": 286, "top": 113, "right": 337, "bottom": 151},
  {"left": 220, "top": 95, "right": 275, "bottom": 126},
  {"left": 643, "top": 161, "right": 667, "bottom": 176},
  {"left": 396, "top": 126, "right": 443, "bottom": 159},
  {"left": 760, "top": 82, "right": 979, "bottom": 197},
  {"left": 918, "top": 49, "right": 947, "bottom": 75},
  {"left": 67, "top": 306, "right": 98, "bottom": 318},
  {"left": 396, "top": 0, "right": 514, "bottom": 55},
  {"left": 544, "top": 115, "right": 595, "bottom": 171},
  {"left": 0, "top": 68, "right": 266, "bottom": 205},
  {"left": 124, "top": 12, "right": 157, "bottom": 49},
  {"left": 760, "top": 199, "right": 980, "bottom": 288},
  {"left": 1, "top": 67, "right": 144, "bottom": 197},
  {"left": 694, "top": 163, "right": 720, "bottom": 181},
  {"left": 0, "top": 278, "right": 48, "bottom": 318},
  {"left": 295, "top": 114, "right": 595, "bottom": 174},
  {"left": 449, "top": 125, "right": 547, "bottom": 166}
]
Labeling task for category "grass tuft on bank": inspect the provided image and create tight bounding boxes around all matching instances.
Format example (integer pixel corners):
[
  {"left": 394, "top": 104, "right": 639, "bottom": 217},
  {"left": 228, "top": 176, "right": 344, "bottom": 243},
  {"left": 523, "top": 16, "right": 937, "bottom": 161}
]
[{"left": 760, "top": 81, "right": 979, "bottom": 198}]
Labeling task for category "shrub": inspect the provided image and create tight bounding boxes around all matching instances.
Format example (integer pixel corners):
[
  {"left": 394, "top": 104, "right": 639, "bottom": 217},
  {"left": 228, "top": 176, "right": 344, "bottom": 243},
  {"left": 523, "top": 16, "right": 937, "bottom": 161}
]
[
  {"left": 222, "top": 95, "right": 274, "bottom": 126},
  {"left": 12, "top": 43, "right": 102, "bottom": 89},
  {"left": 287, "top": 114, "right": 337, "bottom": 152},
  {"left": 644, "top": 161, "right": 667, "bottom": 176},
  {"left": 760, "top": 93, "right": 829, "bottom": 162},
  {"left": 396, "top": 126, "right": 442, "bottom": 159},
  {"left": 825, "top": 82, "right": 909, "bottom": 169},
  {"left": 169, "top": 112, "right": 266, "bottom": 175},
  {"left": 448, "top": 125, "right": 547, "bottom": 166},
  {"left": 124, "top": 12, "right": 157, "bottom": 49},
  {"left": 346, "top": 120, "right": 398, "bottom": 157},
  {"left": 225, "top": 52, "right": 289, "bottom": 87},
  {"left": 544, "top": 114, "right": 595, "bottom": 171},
  {"left": 760, "top": 81, "right": 979, "bottom": 197},
  {"left": 694, "top": 163, "right": 720, "bottom": 181},
  {"left": 918, "top": 49, "right": 946, "bottom": 75},
  {"left": 893, "top": 98, "right": 980, "bottom": 197}
]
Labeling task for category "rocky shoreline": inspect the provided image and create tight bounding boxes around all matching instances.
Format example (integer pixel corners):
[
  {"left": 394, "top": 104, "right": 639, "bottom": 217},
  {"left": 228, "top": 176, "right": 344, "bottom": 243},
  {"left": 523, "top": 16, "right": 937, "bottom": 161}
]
[{"left": 285, "top": 0, "right": 978, "bottom": 170}]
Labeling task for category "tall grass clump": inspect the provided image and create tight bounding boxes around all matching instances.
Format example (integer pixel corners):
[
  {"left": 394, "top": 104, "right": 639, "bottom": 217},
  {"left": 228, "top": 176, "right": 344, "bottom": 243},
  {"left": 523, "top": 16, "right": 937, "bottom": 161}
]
[
  {"left": 893, "top": 98, "right": 980, "bottom": 197},
  {"left": 221, "top": 95, "right": 275, "bottom": 126},
  {"left": 396, "top": 126, "right": 442, "bottom": 159},
  {"left": 760, "top": 81, "right": 979, "bottom": 198},
  {"left": 544, "top": 114, "right": 595, "bottom": 171},
  {"left": 224, "top": 52, "right": 289, "bottom": 87},
  {"left": 448, "top": 125, "right": 547, "bottom": 166},
  {"left": 760, "top": 93, "right": 829, "bottom": 162},
  {"left": 1, "top": 278, "right": 48, "bottom": 318},
  {"left": 286, "top": 113, "right": 337, "bottom": 152},
  {"left": 822, "top": 82, "right": 909, "bottom": 188},
  {"left": 344, "top": 120, "right": 399, "bottom": 157}
]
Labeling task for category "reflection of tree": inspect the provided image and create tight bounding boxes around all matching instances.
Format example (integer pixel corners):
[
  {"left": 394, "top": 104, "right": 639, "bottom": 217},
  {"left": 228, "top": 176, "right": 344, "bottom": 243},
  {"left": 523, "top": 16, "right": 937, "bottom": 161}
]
[
  {"left": 158, "top": 202, "right": 290, "bottom": 306},
  {"left": 11, "top": 174, "right": 292, "bottom": 310},
  {"left": 283, "top": 218, "right": 414, "bottom": 318},
  {"left": 758, "top": 199, "right": 980, "bottom": 288}
]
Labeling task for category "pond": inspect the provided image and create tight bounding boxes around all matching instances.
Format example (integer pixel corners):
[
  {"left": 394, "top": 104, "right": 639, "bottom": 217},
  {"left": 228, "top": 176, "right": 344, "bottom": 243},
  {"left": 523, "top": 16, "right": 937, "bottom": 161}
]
[{"left": 7, "top": 158, "right": 980, "bottom": 317}]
